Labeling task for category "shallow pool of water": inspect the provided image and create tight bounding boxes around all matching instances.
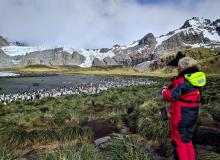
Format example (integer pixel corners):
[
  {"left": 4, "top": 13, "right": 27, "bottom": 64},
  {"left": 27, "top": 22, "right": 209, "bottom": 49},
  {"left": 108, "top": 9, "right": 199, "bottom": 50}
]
[{"left": 0, "top": 74, "right": 108, "bottom": 94}]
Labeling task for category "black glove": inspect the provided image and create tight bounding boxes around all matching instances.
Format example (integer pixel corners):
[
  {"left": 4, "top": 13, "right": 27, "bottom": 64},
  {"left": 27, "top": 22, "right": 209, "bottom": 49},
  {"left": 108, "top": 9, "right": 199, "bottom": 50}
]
[{"left": 160, "top": 107, "right": 168, "bottom": 121}]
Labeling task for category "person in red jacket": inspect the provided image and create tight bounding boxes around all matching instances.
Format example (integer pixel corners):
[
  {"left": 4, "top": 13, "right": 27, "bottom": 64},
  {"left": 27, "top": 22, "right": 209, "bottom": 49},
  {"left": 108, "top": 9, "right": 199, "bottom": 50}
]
[{"left": 161, "top": 57, "right": 206, "bottom": 160}]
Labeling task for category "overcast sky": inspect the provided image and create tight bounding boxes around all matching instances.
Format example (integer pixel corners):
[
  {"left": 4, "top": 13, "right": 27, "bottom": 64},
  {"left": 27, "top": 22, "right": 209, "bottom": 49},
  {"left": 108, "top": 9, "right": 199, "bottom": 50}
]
[{"left": 0, "top": 0, "right": 219, "bottom": 48}]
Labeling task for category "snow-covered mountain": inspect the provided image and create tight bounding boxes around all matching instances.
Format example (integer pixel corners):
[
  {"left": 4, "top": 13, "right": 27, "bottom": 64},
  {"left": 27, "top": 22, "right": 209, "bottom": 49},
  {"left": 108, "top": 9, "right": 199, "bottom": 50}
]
[
  {"left": 0, "top": 17, "right": 220, "bottom": 69},
  {"left": 0, "top": 46, "right": 115, "bottom": 67},
  {"left": 155, "top": 17, "right": 220, "bottom": 51}
]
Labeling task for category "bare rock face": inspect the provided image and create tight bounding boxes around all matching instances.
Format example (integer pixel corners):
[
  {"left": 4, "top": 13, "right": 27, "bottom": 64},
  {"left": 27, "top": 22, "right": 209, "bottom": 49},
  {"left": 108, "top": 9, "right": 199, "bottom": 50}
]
[
  {"left": 113, "top": 54, "right": 132, "bottom": 66},
  {"left": 134, "top": 53, "right": 178, "bottom": 72},
  {"left": 155, "top": 30, "right": 205, "bottom": 54},
  {"left": 217, "top": 26, "right": 220, "bottom": 35},
  {"left": 138, "top": 33, "right": 157, "bottom": 46},
  {"left": 110, "top": 33, "right": 157, "bottom": 67},
  {"left": 111, "top": 43, "right": 156, "bottom": 67},
  {"left": 19, "top": 48, "right": 85, "bottom": 66},
  {"left": 99, "top": 48, "right": 111, "bottom": 53},
  {"left": 0, "top": 36, "right": 8, "bottom": 47},
  {"left": 133, "top": 61, "right": 153, "bottom": 72},
  {"left": 0, "top": 49, "right": 14, "bottom": 68},
  {"left": 129, "top": 52, "right": 150, "bottom": 66},
  {"left": 92, "top": 58, "right": 106, "bottom": 67},
  {"left": 214, "top": 19, "right": 220, "bottom": 35},
  {"left": 150, "top": 53, "right": 177, "bottom": 70},
  {"left": 71, "top": 52, "right": 86, "bottom": 65},
  {"left": 103, "top": 57, "right": 118, "bottom": 66}
]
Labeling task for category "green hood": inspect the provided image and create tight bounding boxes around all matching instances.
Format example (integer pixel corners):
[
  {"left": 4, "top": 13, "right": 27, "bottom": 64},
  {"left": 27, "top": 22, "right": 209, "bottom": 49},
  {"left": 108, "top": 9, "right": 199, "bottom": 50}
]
[{"left": 184, "top": 72, "right": 206, "bottom": 87}]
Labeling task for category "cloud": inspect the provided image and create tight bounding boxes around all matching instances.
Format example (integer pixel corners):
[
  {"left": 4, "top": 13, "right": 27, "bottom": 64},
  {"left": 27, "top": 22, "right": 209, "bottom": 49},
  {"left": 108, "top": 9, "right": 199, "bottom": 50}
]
[{"left": 0, "top": 0, "right": 219, "bottom": 48}]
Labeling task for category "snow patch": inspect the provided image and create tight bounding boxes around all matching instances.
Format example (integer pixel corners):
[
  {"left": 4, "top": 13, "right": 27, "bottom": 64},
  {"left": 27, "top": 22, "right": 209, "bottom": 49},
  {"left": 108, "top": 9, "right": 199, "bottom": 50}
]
[
  {"left": 188, "top": 17, "right": 211, "bottom": 29},
  {"left": 0, "top": 72, "right": 19, "bottom": 77},
  {"left": 190, "top": 43, "right": 203, "bottom": 48},
  {"left": 184, "top": 42, "right": 220, "bottom": 48},
  {"left": 202, "top": 29, "right": 220, "bottom": 42},
  {"left": 1, "top": 46, "right": 56, "bottom": 56},
  {"left": 126, "top": 41, "right": 139, "bottom": 48},
  {"left": 156, "top": 28, "right": 188, "bottom": 46},
  {"left": 11, "top": 60, "right": 19, "bottom": 65},
  {"left": 156, "top": 35, "right": 172, "bottom": 46},
  {"left": 62, "top": 48, "right": 115, "bottom": 67},
  {"left": 112, "top": 41, "right": 139, "bottom": 50}
]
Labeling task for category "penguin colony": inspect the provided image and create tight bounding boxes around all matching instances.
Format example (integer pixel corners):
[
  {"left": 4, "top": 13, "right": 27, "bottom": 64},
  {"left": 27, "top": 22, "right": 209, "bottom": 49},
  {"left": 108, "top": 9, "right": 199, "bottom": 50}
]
[{"left": 0, "top": 77, "right": 155, "bottom": 105}]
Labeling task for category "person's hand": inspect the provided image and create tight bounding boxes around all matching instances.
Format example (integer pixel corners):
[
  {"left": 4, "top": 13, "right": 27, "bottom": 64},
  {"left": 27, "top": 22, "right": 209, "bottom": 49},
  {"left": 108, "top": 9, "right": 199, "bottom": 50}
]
[{"left": 161, "top": 86, "right": 168, "bottom": 95}]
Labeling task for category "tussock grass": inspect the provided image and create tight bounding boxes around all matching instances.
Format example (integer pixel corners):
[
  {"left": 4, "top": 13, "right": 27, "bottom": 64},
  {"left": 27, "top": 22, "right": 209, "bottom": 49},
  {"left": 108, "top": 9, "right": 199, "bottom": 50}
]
[
  {"left": 135, "top": 100, "right": 169, "bottom": 143},
  {"left": 1, "top": 126, "right": 93, "bottom": 148},
  {"left": 0, "top": 75, "right": 219, "bottom": 159},
  {"left": 36, "top": 144, "right": 104, "bottom": 160},
  {"left": 183, "top": 48, "right": 217, "bottom": 59},
  {"left": 197, "top": 149, "right": 220, "bottom": 160},
  {"left": 0, "top": 146, "right": 12, "bottom": 160},
  {"left": 108, "top": 135, "right": 152, "bottom": 160},
  {"left": 0, "top": 82, "right": 160, "bottom": 153},
  {"left": 24, "top": 64, "right": 53, "bottom": 69}
]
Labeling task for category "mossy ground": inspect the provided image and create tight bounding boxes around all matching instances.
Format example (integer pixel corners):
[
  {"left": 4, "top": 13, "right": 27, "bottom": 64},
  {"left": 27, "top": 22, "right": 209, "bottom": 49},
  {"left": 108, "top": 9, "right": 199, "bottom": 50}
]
[
  {"left": 182, "top": 48, "right": 220, "bottom": 74},
  {"left": 0, "top": 74, "right": 219, "bottom": 159}
]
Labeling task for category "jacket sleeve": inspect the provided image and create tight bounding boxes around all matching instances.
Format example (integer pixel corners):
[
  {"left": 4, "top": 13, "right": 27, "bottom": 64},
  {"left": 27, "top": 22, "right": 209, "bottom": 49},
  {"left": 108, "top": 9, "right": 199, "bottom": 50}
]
[
  {"left": 162, "top": 88, "right": 172, "bottom": 102},
  {"left": 162, "top": 82, "right": 185, "bottom": 102}
]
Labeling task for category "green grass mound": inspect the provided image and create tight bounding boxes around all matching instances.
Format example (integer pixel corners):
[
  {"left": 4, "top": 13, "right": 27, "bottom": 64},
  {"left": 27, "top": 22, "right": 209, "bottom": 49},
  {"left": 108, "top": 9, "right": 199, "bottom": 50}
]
[
  {"left": 108, "top": 135, "right": 152, "bottom": 160},
  {"left": 0, "top": 146, "right": 12, "bottom": 160},
  {"left": 135, "top": 100, "right": 169, "bottom": 143},
  {"left": 1, "top": 125, "right": 93, "bottom": 148},
  {"left": 183, "top": 48, "right": 219, "bottom": 60},
  {"left": 197, "top": 149, "right": 220, "bottom": 160},
  {"left": 36, "top": 144, "right": 104, "bottom": 160},
  {"left": 182, "top": 48, "right": 220, "bottom": 73},
  {"left": 24, "top": 64, "right": 53, "bottom": 69}
]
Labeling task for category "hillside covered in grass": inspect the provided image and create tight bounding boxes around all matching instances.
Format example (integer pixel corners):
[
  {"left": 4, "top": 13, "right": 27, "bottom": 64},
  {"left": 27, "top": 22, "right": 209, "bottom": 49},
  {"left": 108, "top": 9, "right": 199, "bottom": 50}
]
[
  {"left": 0, "top": 76, "right": 219, "bottom": 160},
  {"left": 139, "top": 47, "right": 220, "bottom": 73},
  {"left": 181, "top": 48, "right": 220, "bottom": 73}
]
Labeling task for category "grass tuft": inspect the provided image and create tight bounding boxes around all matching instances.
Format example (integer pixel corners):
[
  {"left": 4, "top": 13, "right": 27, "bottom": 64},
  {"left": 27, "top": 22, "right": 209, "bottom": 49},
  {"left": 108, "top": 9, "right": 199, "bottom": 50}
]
[
  {"left": 36, "top": 144, "right": 104, "bottom": 160},
  {"left": 108, "top": 135, "right": 152, "bottom": 160}
]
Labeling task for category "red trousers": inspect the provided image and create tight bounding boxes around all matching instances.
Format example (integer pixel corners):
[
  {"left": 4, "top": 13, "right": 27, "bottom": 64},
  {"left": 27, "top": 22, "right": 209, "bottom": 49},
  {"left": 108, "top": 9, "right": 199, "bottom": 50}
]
[
  {"left": 170, "top": 122, "right": 196, "bottom": 160},
  {"left": 170, "top": 105, "right": 198, "bottom": 160}
]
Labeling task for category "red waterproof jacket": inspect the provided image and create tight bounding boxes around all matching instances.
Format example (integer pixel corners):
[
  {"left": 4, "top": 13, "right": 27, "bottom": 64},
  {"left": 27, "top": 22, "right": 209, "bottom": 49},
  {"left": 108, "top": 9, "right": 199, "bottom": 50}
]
[{"left": 162, "top": 67, "right": 205, "bottom": 143}]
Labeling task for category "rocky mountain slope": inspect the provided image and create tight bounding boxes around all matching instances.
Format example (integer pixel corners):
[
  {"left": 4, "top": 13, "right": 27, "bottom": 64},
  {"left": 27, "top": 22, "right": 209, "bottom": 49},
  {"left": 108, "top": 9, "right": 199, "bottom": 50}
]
[
  {"left": 0, "top": 17, "right": 220, "bottom": 70},
  {"left": 0, "top": 49, "right": 15, "bottom": 68},
  {"left": 0, "top": 36, "right": 8, "bottom": 47}
]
